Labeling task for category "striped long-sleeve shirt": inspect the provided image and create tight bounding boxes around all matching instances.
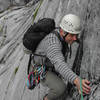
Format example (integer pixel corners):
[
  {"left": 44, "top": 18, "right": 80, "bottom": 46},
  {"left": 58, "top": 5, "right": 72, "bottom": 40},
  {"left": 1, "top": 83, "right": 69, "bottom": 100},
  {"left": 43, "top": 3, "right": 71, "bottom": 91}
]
[{"left": 34, "top": 29, "right": 78, "bottom": 84}]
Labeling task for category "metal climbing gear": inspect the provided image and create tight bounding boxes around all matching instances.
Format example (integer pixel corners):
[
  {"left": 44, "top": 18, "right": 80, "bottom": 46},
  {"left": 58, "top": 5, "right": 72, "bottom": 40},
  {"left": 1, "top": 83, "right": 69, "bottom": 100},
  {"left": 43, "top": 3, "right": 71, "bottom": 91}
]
[{"left": 27, "top": 63, "right": 46, "bottom": 90}]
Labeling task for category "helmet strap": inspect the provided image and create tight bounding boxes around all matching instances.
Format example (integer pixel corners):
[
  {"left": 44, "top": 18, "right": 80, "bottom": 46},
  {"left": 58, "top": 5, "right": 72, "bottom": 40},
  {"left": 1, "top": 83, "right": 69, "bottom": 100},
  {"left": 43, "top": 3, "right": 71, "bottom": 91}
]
[
  {"left": 69, "top": 44, "right": 72, "bottom": 59},
  {"left": 63, "top": 32, "right": 68, "bottom": 41}
]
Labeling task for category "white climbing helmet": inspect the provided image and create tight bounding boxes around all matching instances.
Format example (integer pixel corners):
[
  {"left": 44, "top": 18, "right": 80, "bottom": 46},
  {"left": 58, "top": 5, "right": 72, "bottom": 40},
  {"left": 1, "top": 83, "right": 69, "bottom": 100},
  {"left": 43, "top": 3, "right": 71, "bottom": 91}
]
[{"left": 60, "top": 14, "right": 81, "bottom": 34}]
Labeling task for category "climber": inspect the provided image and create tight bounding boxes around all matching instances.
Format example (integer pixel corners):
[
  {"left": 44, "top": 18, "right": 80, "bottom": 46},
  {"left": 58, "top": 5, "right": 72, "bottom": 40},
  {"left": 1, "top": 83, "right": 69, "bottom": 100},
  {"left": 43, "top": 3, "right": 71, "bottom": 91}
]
[{"left": 33, "top": 14, "right": 91, "bottom": 100}]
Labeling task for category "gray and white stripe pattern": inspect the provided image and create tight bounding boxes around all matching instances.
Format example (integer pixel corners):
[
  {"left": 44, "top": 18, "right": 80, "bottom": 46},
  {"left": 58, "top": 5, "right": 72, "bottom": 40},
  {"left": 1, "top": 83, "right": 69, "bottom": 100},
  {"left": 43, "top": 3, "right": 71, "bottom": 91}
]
[{"left": 34, "top": 29, "right": 78, "bottom": 84}]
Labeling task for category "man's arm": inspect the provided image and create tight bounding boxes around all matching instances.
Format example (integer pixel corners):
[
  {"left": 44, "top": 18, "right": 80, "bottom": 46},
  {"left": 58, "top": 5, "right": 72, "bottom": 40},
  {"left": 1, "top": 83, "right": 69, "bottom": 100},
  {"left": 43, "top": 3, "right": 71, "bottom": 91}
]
[
  {"left": 45, "top": 35, "right": 91, "bottom": 94},
  {"left": 45, "top": 38, "right": 78, "bottom": 84}
]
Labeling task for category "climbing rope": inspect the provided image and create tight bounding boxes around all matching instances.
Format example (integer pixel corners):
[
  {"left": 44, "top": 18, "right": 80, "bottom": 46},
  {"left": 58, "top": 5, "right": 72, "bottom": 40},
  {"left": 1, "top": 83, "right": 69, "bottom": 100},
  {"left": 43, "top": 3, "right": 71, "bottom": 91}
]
[
  {"left": 80, "top": 77, "right": 84, "bottom": 100},
  {"left": 27, "top": 64, "right": 46, "bottom": 89},
  {"left": 32, "top": 0, "right": 43, "bottom": 24}
]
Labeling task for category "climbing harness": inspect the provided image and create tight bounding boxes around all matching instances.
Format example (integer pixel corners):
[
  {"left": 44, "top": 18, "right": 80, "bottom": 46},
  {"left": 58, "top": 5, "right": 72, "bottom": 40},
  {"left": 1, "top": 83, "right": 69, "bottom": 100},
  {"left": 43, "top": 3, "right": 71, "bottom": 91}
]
[
  {"left": 27, "top": 63, "right": 46, "bottom": 90},
  {"left": 80, "top": 77, "right": 84, "bottom": 100}
]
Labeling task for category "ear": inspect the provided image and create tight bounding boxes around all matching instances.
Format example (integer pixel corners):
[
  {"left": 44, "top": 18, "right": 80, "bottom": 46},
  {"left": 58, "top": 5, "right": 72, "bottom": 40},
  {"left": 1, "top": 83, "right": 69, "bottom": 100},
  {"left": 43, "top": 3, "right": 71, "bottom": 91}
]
[{"left": 60, "top": 29, "right": 64, "bottom": 36}]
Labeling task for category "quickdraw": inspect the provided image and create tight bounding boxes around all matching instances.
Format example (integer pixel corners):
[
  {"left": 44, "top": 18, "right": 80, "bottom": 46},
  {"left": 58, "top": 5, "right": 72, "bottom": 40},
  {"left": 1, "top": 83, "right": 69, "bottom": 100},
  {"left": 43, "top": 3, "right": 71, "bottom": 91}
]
[{"left": 27, "top": 64, "right": 46, "bottom": 90}]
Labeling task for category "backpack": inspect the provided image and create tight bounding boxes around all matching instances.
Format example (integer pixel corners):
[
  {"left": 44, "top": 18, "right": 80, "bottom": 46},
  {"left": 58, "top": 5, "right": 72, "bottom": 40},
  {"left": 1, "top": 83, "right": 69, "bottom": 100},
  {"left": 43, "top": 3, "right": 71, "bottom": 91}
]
[
  {"left": 23, "top": 18, "right": 55, "bottom": 53},
  {"left": 23, "top": 18, "right": 55, "bottom": 90}
]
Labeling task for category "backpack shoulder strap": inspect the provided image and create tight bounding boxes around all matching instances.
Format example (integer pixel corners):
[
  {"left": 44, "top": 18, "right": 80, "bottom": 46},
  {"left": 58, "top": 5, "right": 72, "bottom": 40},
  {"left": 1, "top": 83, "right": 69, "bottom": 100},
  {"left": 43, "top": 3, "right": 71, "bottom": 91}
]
[
  {"left": 27, "top": 54, "right": 32, "bottom": 74},
  {"left": 52, "top": 30, "right": 69, "bottom": 56}
]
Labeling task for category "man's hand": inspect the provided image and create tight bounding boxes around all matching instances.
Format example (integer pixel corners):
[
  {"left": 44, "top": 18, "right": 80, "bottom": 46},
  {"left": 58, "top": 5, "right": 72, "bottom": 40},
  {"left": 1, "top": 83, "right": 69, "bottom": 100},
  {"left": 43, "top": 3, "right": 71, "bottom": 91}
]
[{"left": 74, "top": 77, "right": 91, "bottom": 95}]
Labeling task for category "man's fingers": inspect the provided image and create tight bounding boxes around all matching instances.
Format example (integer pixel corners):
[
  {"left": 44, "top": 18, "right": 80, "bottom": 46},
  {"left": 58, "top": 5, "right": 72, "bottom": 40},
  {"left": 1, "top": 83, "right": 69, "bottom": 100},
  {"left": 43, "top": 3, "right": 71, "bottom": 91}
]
[
  {"left": 82, "top": 86, "right": 90, "bottom": 94},
  {"left": 85, "top": 79, "right": 90, "bottom": 84},
  {"left": 82, "top": 86, "right": 90, "bottom": 92},
  {"left": 80, "top": 79, "right": 91, "bottom": 95},
  {"left": 83, "top": 83, "right": 91, "bottom": 90},
  {"left": 82, "top": 81, "right": 91, "bottom": 90},
  {"left": 83, "top": 89, "right": 90, "bottom": 94}
]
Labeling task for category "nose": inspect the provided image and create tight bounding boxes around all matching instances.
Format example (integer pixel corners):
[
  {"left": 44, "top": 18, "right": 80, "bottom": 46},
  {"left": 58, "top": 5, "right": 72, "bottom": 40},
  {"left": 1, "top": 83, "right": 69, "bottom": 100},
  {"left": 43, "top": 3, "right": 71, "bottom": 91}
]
[{"left": 73, "top": 35, "right": 77, "bottom": 41}]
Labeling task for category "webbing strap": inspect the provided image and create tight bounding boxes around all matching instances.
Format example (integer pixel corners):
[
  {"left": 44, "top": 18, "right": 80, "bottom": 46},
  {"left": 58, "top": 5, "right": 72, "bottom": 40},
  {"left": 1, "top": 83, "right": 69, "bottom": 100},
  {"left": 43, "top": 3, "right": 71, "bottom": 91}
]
[
  {"left": 63, "top": 33, "right": 68, "bottom": 40},
  {"left": 33, "top": 53, "right": 46, "bottom": 57}
]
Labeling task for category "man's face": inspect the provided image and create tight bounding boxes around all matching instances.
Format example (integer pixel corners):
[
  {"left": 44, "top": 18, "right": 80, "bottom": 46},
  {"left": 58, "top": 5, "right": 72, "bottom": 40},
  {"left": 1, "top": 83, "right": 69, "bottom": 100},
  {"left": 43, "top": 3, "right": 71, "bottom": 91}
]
[{"left": 65, "top": 33, "right": 78, "bottom": 44}]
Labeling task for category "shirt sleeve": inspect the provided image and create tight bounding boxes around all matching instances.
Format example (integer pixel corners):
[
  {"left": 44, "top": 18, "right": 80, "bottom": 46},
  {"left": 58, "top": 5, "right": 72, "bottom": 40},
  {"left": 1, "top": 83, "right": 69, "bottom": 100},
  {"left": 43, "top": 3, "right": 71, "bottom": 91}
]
[{"left": 45, "top": 36, "right": 78, "bottom": 84}]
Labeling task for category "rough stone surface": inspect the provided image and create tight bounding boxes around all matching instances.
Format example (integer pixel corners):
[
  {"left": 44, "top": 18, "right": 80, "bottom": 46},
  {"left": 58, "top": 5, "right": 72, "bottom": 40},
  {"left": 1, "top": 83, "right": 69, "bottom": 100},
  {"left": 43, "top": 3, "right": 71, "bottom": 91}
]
[
  {"left": 0, "top": 0, "right": 33, "bottom": 12},
  {"left": 0, "top": 0, "right": 100, "bottom": 100},
  {"left": 0, "top": 0, "right": 11, "bottom": 12}
]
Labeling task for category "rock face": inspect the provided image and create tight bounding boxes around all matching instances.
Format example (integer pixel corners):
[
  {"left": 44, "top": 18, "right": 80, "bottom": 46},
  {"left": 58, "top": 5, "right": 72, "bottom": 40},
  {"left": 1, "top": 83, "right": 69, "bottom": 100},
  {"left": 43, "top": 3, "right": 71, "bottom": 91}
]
[
  {"left": 0, "top": 0, "right": 33, "bottom": 12},
  {"left": 0, "top": 0, "right": 11, "bottom": 12},
  {"left": 0, "top": 0, "right": 100, "bottom": 100}
]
